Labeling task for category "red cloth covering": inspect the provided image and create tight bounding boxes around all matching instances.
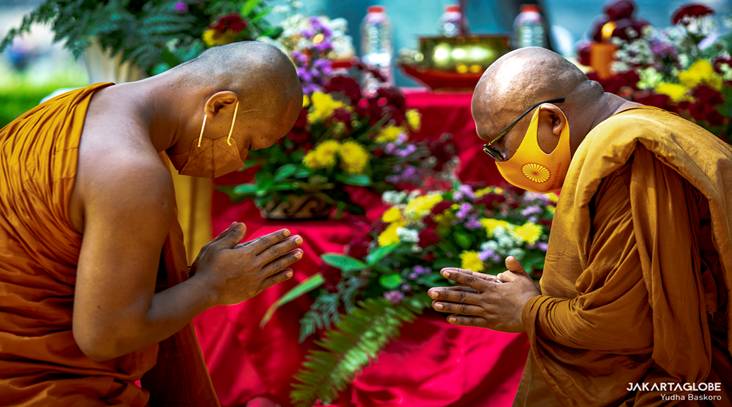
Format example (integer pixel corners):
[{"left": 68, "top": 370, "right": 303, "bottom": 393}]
[{"left": 194, "top": 90, "right": 528, "bottom": 406}]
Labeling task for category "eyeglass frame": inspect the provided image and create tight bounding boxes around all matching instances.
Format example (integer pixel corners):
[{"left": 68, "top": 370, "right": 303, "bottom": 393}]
[{"left": 481, "top": 97, "right": 566, "bottom": 161}]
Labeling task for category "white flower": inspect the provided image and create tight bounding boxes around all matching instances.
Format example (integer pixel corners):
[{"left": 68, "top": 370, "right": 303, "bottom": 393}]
[
  {"left": 508, "top": 248, "right": 525, "bottom": 259},
  {"left": 481, "top": 240, "right": 498, "bottom": 251},
  {"left": 397, "top": 227, "right": 419, "bottom": 243},
  {"left": 382, "top": 191, "right": 408, "bottom": 205}
]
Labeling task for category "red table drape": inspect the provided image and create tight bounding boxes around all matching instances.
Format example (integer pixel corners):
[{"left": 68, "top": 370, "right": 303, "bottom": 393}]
[{"left": 194, "top": 90, "right": 528, "bottom": 407}]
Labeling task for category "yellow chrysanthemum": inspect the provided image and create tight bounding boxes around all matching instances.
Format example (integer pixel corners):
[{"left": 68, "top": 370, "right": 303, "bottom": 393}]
[
  {"left": 302, "top": 94, "right": 310, "bottom": 107},
  {"left": 460, "top": 251, "right": 485, "bottom": 272},
  {"left": 307, "top": 92, "right": 346, "bottom": 123},
  {"left": 381, "top": 206, "right": 403, "bottom": 223},
  {"left": 406, "top": 109, "right": 421, "bottom": 131},
  {"left": 654, "top": 82, "right": 689, "bottom": 102},
  {"left": 303, "top": 140, "right": 341, "bottom": 169},
  {"left": 377, "top": 222, "right": 402, "bottom": 246},
  {"left": 338, "top": 140, "right": 369, "bottom": 174},
  {"left": 494, "top": 187, "right": 504, "bottom": 194},
  {"left": 548, "top": 206, "right": 556, "bottom": 215},
  {"left": 202, "top": 29, "right": 237, "bottom": 47},
  {"left": 545, "top": 192, "right": 559, "bottom": 203},
  {"left": 375, "top": 125, "right": 404, "bottom": 143},
  {"left": 404, "top": 193, "right": 443, "bottom": 219},
  {"left": 480, "top": 218, "right": 513, "bottom": 237},
  {"left": 474, "top": 187, "right": 494, "bottom": 198},
  {"left": 511, "top": 222, "right": 543, "bottom": 245},
  {"left": 678, "top": 59, "right": 723, "bottom": 91}
]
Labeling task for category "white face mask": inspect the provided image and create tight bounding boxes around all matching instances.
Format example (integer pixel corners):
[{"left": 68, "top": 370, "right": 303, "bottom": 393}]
[{"left": 168, "top": 101, "right": 246, "bottom": 178}]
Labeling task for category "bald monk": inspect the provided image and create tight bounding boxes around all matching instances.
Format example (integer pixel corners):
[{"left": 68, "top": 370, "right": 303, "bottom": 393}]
[
  {"left": 428, "top": 47, "right": 732, "bottom": 405},
  {"left": 0, "top": 41, "right": 303, "bottom": 406}
]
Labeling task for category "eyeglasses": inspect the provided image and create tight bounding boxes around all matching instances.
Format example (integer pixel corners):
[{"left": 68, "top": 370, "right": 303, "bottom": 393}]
[{"left": 481, "top": 97, "right": 565, "bottom": 161}]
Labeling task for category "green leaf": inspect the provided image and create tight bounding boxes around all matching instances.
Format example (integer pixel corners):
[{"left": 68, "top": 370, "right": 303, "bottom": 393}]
[
  {"left": 336, "top": 173, "right": 371, "bottom": 186},
  {"left": 322, "top": 254, "right": 368, "bottom": 272},
  {"left": 379, "top": 273, "right": 403, "bottom": 290},
  {"left": 366, "top": 244, "right": 398, "bottom": 265},
  {"left": 232, "top": 183, "right": 258, "bottom": 196},
  {"left": 291, "top": 297, "right": 428, "bottom": 406},
  {"left": 241, "top": 0, "right": 262, "bottom": 16},
  {"left": 454, "top": 231, "right": 473, "bottom": 249},
  {"left": 275, "top": 163, "right": 298, "bottom": 181},
  {"left": 261, "top": 274, "right": 324, "bottom": 327},
  {"left": 433, "top": 258, "right": 455, "bottom": 269}
]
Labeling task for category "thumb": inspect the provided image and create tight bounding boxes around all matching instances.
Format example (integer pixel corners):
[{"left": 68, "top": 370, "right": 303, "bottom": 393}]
[
  {"left": 210, "top": 222, "right": 246, "bottom": 250},
  {"left": 505, "top": 256, "right": 529, "bottom": 276}
]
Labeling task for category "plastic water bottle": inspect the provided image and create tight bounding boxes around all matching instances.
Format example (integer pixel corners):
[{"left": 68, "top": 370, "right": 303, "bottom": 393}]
[
  {"left": 440, "top": 5, "right": 463, "bottom": 37},
  {"left": 513, "top": 4, "right": 547, "bottom": 49},
  {"left": 361, "top": 6, "right": 393, "bottom": 94}
]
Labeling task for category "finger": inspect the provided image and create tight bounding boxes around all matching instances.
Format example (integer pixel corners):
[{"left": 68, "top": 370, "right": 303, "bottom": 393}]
[
  {"left": 441, "top": 268, "right": 491, "bottom": 290},
  {"left": 256, "top": 235, "right": 303, "bottom": 263},
  {"left": 427, "top": 287, "right": 482, "bottom": 305},
  {"left": 261, "top": 269, "right": 294, "bottom": 289},
  {"left": 446, "top": 315, "right": 491, "bottom": 328},
  {"left": 209, "top": 222, "right": 247, "bottom": 250},
  {"left": 249, "top": 229, "right": 292, "bottom": 254},
  {"left": 505, "top": 256, "right": 528, "bottom": 276},
  {"left": 497, "top": 270, "right": 515, "bottom": 282},
  {"left": 260, "top": 249, "right": 304, "bottom": 277},
  {"left": 432, "top": 301, "right": 484, "bottom": 316}
]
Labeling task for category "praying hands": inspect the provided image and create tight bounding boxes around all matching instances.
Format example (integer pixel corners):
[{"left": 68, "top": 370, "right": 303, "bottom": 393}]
[{"left": 428, "top": 257, "right": 540, "bottom": 332}]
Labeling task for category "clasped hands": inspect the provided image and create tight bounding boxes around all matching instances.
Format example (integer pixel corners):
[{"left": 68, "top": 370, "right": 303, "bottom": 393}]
[{"left": 428, "top": 256, "right": 540, "bottom": 332}]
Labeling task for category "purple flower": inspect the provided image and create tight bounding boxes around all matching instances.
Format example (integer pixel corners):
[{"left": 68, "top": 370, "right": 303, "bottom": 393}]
[
  {"left": 384, "top": 143, "right": 398, "bottom": 154},
  {"left": 456, "top": 203, "right": 472, "bottom": 220},
  {"left": 314, "top": 39, "right": 333, "bottom": 53},
  {"left": 173, "top": 1, "right": 188, "bottom": 13},
  {"left": 301, "top": 28, "right": 316, "bottom": 38},
  {"left": 478, "top": 249, "right": 494, "bottom": 262},
  {"left": 291, "top": 51, "right": 307, "bottom": 64},
  {"left": 465, "top": 217, "right": 483, "bottom": 230},
  {"left": 302, "top": 83, "right": 320, "bottom": 94},
  {"left": 396, "top": 144, "right": 417, "bottom": 158},
  {"left": 650, "top": 40, "right": 676, "bottom": 59},
  {"left": 313, "top": 58, "right": 333, "bottom": 75},
  {"left": 521, "top": 205, "right": 542, "bottom": 217},
  {"left": 453, "top": 185, "right": 475, "bottom": 201},
  {"left": 400, "top": 166, "right": 418, "bottom": 180},
  {"left": 536, "top": 242, "right": 548, "bottom": 252},
  {"left": 384, "top": 290, "right": 404, "bottom": 304}
]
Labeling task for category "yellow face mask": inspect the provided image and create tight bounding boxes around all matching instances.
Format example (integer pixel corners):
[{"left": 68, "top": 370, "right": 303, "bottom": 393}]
[{"left": 495, "top": 107, "right": 571, "bottom": 193}]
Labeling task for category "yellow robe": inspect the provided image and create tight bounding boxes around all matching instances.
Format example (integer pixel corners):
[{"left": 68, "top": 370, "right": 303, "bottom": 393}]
[
  {"left": 0, "top": 83, "right": 219, "bottom": 406},
  {"left": 515, "top": 107, "right": 732, "bottom": 406}
]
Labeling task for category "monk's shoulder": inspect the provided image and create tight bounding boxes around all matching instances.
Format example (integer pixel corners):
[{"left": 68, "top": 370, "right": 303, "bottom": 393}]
[{"left": 74, "top": 128, "right": 174, "bottom": 231}]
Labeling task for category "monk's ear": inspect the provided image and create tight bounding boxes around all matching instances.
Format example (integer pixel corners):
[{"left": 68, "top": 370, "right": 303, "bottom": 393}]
[
  {"left": 539, "top": 104, "right": 566, "bottom": 139},
  {"left": 204, "top": 91, "right": 239, "bottom": 117}
]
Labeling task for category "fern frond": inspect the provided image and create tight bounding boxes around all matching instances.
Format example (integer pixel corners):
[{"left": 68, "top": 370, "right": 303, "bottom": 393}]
[{"left": 291, "top": 296, "right": 430, "bottom": 407}]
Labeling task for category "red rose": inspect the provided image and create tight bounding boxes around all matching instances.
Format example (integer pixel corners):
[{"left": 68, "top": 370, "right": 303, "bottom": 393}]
[
  {"left": 603, "top": 0, "right": 636, "bottom": 21},
  {"left": 212, "top": 13, "right": 248, "bottom": 33},
  {"left": 321, "top": 265, "right": 342, "bottom": 292},
  {"left": 577, "top": 41, "right": 592, "bottom": 66},
  {"left": 418, "top": 226, "right": 440, "bottom": 248},
  {"left": 330, "top": 107, "right": 353, "bottom": 131},
  {"left": 633, "top": 91, "right": 671, "bottom": 110},
  {"left": 345, "top": 236, "right": 370, "bottom": 259},
  {"left": 475, "top": 193, "right": 506, "bottom": 209},
  {"left": 430, "top": 200, "right": 453, "bottom": 216},
  {"left": 692, "top": 84, "right": 723, "bottom": 105},
  {"left": 422, "top": 252, "right": 436, "bottom": 262},
  {"left": 671, "top": 4, "right": 714, "bottom": 25},
  {"left": 325, "top": 76, "right": 362, "bottom": 104}
]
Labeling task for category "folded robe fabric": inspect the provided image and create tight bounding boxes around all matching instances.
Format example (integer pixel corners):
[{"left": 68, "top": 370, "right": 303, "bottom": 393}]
[
  {"left": 0, "top": 83, "right": 219, "bottom": 406},
  {"left": 514, "top": 106, "right": 732, "bottom": 406}
]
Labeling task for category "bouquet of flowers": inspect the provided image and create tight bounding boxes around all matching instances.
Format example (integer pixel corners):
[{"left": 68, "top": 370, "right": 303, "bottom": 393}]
[
  {"left": 578, "top": 2, "right": 732, "bottom": 141},
  {"left": 262, "top": 184, "right": 555, "bottom": 405},
  {"left": 1, "top": 0, "right": 283, "bottom": 74},
  {"left": 226, "top": 15, "right": 454, "bottom": 218}
]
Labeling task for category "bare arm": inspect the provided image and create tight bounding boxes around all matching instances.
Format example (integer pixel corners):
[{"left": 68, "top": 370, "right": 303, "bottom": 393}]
[{"left": 73, "top": 158, "right": 302, "bottom": 361}]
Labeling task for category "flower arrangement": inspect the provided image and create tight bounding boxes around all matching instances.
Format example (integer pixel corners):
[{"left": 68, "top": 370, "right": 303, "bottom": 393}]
[
  {"left": 226, "top": 74, "right": 454, "bottom": 217},
  {"left": 578, "top": 2, "right": 732, "bottom": 141},
  {"left": 1, "top": 0, "right": 283, "bottom": 74},
  {"left": 225, "top": 11, "right": 452, "bottom": 218},
  {"left": 262, "top": 184, "right": 554, "bottom": 405}
]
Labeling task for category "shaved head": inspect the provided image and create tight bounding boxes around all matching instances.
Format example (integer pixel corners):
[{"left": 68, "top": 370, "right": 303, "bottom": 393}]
[
  {"left": 174, "top": 41, "right": 302, "bottom": 120},
  {"left": 471, "top": 47, "right": 609, "bottom": 159}
]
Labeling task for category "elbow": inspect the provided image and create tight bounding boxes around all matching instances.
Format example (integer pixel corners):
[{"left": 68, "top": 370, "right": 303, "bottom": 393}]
[{"left": 73, "top": 325, "right": 127, "bottom": 362}]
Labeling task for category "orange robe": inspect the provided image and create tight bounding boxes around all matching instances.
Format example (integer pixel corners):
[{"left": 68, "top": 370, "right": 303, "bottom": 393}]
[
  {"left": 515, "top": 106, "right": 732, "bottom": 406},
  {"left": 0, "top": 84, "right": 219, "bottom": 406}
]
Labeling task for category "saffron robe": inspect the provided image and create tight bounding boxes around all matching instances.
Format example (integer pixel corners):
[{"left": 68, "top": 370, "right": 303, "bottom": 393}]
[
  {"left": 515, "top": 106, "right": 732, "bottom": 406},
  {"left": 0, "top": 83, "right": 219, "bottom": 406}
]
